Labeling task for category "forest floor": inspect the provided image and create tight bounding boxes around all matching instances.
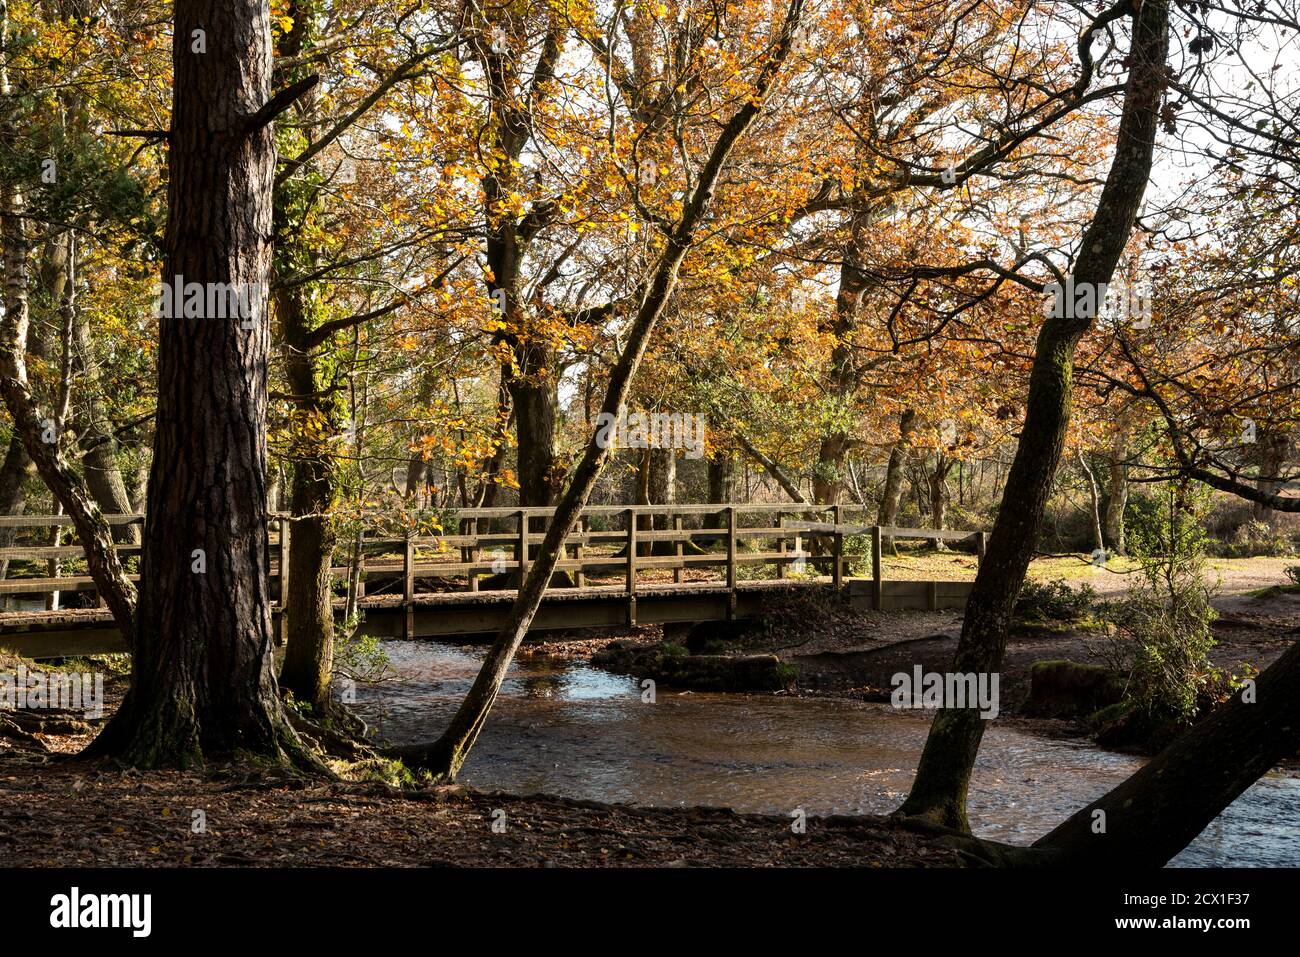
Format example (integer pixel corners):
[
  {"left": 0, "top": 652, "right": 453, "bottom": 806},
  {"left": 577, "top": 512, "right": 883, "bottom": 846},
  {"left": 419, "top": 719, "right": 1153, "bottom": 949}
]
[
  {"left": 0, "top": 748, "right": 963, "bottom": 867},
  {"left": 3, "top": 554, "right": 1297, "bottom": 868}
]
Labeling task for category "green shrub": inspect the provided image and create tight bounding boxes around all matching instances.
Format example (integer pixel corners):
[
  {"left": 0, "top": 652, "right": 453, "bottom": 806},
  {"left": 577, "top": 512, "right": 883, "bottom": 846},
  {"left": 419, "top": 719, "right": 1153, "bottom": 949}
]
[
  {"left": 1095, "top": 486, "right": 1217, "bottom": 728},
  {"left": 1015, "top": 578, "right": 1096, "bottom": 622},
  {"left": 1211, "top": 519, "right": 1295, "bottom": 558}
]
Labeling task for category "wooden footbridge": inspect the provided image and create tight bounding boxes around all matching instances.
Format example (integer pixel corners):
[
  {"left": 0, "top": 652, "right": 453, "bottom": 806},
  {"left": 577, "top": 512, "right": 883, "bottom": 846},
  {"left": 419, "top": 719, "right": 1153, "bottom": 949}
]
[{"left": 0, "top": 505, "right": 987, "bottom": 659}]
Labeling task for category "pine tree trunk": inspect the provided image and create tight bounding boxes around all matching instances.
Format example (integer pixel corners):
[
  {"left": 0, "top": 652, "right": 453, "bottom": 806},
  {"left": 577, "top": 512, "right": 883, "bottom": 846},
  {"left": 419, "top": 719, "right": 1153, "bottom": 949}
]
[{"left": 88, "top": 0, "right": 304, "bottom": 767}]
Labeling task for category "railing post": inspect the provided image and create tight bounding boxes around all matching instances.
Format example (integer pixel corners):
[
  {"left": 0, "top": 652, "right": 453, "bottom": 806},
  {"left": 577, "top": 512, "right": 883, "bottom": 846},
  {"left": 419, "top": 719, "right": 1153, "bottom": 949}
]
[
  {"left": 871, "top": 524, "right": 883, "bottom": 611},
  {"left": 777, "top": 513, "right": 786, "bottom": 579},
  {"left": 467, "top": 515, "right": 480, "bottom": 592},
  {"left": 356, "top": 530, "right": 366, "bottom": 599},
  {"left": 403, "top": 535, "right": 415, "bottom": 639},
  {"left": 626, "top": 507, "right": 637, "bottom": 626},
  {"left": 517, "top": 509, "right": 529, "bottom": 583},
  {"left": 673, "top": 514, "right": 684, "bottom": 584},
  {"left": 278, "top": 516, "right": 291, "bottom": 646},
  {"left": 976, "top": 530, "right": 987, "bottom": 565},
  {"left": 575, "top": 514, "right": 587, "bottom": 588},
  {"left": 832, "top": 504, "right": 844, "bottom": 590},
  {"left": 726, "top": 505, "right": 737, "bottom": 620}
]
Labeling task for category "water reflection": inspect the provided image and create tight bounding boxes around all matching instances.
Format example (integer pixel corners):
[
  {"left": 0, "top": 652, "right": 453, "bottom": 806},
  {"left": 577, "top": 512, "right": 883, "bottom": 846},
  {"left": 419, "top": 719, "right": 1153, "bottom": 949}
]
[{"left": 354, "top": 640, "right": 1300, "bottom": 867}]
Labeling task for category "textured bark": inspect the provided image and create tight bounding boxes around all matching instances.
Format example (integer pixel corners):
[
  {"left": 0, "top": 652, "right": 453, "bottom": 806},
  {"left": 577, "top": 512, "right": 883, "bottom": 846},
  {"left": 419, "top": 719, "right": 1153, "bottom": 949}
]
[
  {"left": 877, "top": 408, "right": 916, "bottom": 554},
  {"left": 900, "top": 0, "right": 1170, "bottom": 830},
  {"left": 507, "top": 350, "right": 561, "bottom": 507},
  {"left": 88, "top": 0, "right": 303, "bottom": 767},
  {"left": 0, "top": 434, "right": 32, "bottom": 581},
  {"left": 390, "top": 0, "right": 807, "bottom": 780},
  {"left": 404, "top": 453, "right": 426, "bottom": 498}
]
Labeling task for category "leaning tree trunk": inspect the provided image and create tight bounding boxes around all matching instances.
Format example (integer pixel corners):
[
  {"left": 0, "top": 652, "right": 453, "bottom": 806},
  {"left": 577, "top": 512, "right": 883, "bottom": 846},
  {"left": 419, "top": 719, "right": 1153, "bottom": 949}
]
[
  {"left": 899, "top": 0, "right": 1170, "bottom": 830},
  {"left": 0, "top": 2, "right": 136, "bottom": 635},
  {"left": 1034, "top": 636, "right": 1300, "bottom": 865},
  {"left": 877, "top": 408, "right": 915, "bottom": 555},
  {"left": 390, "top": 0, "right": 807, "bottom": 780},
  {"left": 73, "top": 305, "right": 141, "bottom": 545},
  {"left": 88, "top": 0, "right": 305, "bottom": 767}
]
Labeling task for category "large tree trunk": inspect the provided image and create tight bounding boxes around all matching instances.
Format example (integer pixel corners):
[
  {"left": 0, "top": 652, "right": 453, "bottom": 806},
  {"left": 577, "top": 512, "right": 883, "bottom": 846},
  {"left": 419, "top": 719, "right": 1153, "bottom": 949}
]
[
  {"left": 899, "top": 0, "right": 1170, "bottom": 830},
  {"left": 391, "top": 0, "right": 807, "bottom": 780},
  {"left": 877, "top": 408, "right": 915, "bottom": 555},
  {"left": 88, "top": 0, "right": 304, "bottom": 767},
  {"left": 270, "top": 0, "right": 346, "bottom": 715},
  {"left": 508, "top": 353, "right": 560, "bottom": 508},
  {"left": 1251, "top": 427, "right": 1289, "bottom": 523}
]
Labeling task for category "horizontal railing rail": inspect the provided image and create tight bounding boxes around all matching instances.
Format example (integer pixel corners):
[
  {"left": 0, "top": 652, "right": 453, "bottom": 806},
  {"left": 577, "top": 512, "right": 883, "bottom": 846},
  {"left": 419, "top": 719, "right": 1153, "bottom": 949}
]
[{"left": 0, "top": 506, "right": 989, "bottom": 635}]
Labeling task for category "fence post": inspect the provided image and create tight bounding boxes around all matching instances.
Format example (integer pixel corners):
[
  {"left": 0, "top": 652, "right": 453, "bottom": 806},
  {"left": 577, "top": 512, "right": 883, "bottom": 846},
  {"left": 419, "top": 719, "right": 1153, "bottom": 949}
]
[
  {"left": 832, "top": 504, "right": 844, "bottom": 589},
  {"left": 976, "top": 530, "right": 987, "bottom": 565},
  {"left": 467, "top": 515, "right": 480, "bottom": 592},
  {"left": 871, "top": 524, "right": 883, "bottom": 611},
  {"left": 517, "top": 509, "right": 529, "bottom": 583},
  {"left": 776, "top": 513, "right": 786, "bottom": 579},
  {"left": 403, "top": 535, "right": 415, "bottom": 639},
  {"left": 278, "top": 516, "right": 291, "bottom": 646},
  {"left": 575, "top": 514, "right": 587, "bottom": 588},
  {"left": 626, "top": 507, "right": 637, "bottom": 626},
  {"left": 673, "top": 514, "right": 684, "bottom": 584},
  {"left": 726, "top": 505, "right": 737, "bottom": 620}
]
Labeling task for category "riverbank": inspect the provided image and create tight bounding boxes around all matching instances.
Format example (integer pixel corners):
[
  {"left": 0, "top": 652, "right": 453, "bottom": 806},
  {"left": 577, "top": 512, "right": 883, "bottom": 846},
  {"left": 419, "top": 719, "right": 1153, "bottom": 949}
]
[{"left": 527, "top": 560, "right": 1300, "bottom": 750}]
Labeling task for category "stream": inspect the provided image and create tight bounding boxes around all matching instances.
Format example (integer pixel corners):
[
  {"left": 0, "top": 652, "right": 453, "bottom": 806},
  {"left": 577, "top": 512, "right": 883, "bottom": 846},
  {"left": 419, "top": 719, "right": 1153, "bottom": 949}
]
[{"left": 353, "top": 640, "right": 1300, "bottom": 867}]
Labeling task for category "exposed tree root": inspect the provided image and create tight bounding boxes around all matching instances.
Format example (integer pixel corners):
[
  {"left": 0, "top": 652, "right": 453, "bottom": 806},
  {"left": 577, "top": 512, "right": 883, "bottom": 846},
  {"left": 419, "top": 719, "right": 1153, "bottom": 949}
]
[{"left": 0, "top": 712, "right": 49, "bottom": 752}]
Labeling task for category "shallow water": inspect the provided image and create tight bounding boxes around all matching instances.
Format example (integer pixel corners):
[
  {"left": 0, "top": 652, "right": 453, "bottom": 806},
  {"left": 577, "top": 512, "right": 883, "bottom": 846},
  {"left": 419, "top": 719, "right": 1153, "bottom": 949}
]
[{"left": 354, "top": 640, "right": 1300, "bottom": 867}]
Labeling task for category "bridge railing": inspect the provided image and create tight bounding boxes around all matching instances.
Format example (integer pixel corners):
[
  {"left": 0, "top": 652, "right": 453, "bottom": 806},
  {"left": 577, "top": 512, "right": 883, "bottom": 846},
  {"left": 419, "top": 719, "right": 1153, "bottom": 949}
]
[{"left": 0, "top": 506, "right": 987, "bottom": 626}]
